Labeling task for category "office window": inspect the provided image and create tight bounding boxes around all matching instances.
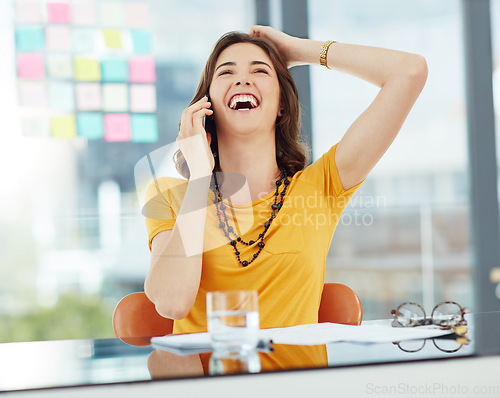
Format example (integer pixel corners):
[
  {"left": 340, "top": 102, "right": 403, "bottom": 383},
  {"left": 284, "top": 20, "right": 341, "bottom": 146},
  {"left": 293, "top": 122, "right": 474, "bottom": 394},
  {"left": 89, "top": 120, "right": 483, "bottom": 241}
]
[
  {"left": 308, "top": 0, "right": 471, "bottom": 318},
  {"left": 0, "top": 0, "right": 254, "bottom": 342}
]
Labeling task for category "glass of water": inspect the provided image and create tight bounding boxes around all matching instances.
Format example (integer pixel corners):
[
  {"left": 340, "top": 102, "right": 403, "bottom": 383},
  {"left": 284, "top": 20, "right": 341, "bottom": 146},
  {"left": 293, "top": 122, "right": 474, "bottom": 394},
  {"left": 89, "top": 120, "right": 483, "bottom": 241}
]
[{"left": 206, "top": 290, "right": 260, "bottom": 354}]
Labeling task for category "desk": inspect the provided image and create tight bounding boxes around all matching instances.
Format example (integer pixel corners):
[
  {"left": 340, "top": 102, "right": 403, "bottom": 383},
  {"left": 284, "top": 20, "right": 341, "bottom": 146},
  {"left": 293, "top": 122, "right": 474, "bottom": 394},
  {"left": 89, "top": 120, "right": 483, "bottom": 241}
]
[{"left": 1, "top": 312, "right": 499, "bottom": 397}]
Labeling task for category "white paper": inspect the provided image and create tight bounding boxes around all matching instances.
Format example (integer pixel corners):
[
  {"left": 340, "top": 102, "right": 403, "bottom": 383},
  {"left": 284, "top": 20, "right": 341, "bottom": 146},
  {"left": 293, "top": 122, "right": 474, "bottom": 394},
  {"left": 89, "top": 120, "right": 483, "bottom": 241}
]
[
  {"left": 151, "top": 320, "right": 453, "bottom": 354},
  {"left": 259, "top": 321, "right": 452, "bottom": 345}
]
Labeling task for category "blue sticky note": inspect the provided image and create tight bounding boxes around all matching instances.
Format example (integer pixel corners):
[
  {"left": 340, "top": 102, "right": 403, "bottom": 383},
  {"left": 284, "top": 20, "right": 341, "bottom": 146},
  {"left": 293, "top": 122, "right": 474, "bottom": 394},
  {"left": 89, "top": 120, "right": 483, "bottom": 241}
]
[
  {"left": 101, "top": 59, "right": 129, "bottom": 82},
  {"left": 77, "top": 113, "right": 104, "bottom": 140},
  {"left": 131, "top": 114, "right": 158, "bottom": 143},
  {"left": 16, "top": 26, "right": 44, "bottom": 52},
  {"left": 130, "top": 30, "right": 152, "bottom": 55},
  {"left": 48, "top": 82, "right": 75, "bottom": 111}
]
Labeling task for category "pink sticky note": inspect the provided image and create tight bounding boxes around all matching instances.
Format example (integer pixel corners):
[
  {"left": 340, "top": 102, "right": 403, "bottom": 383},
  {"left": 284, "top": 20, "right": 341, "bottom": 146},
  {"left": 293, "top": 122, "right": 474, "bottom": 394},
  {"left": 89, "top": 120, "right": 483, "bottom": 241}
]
[
  {"left": 17, "top": 53, "right": 45, "bottom": 79},
  {"left": 46, "top": 26, "right": 71, "bottom": 51},
  {"left": 47, "top": 2, "right": 71, "bottom": 24},
  {"left": 130, "top": 84, "right": 156, "bottom": 112},
  {"left": 104, "top": 113, "right": 131, "bottom": 142},
  {"left": 76, "top": 83, "right": 101, "bottom": 111},
  {"left": 129, "top": 57, "right": 156, "bottom": 83},
  {"left": 16, "top": 1, "right": 43, "bottom": 24},
  {"left": 72, "top": 2, "right": 97, "bottom": 26},
  {"left": 125, "top": 3, "right": 150, "bottom": 28}
]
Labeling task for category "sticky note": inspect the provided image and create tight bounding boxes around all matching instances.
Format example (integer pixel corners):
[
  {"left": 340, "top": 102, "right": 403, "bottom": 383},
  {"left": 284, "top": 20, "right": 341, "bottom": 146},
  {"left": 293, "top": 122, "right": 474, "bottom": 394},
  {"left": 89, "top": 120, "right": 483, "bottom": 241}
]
[
  {"left": 99, "top": 2, "right": 124, "bottom": 27},
  {"left": 51, "top": 114, "right": 77, "bottom": 138},
  {"left": 130, "top": 30, "right": 152, "bottom": 55},
  {"left": 129, "top": 57, "right": 156, "bottom": 83},
  {"left": 125, "top": 3, "right": 150, "bottom": 28},
  {"left": 102, "top": 29, "right": 123, "bottom": 49},
  {"left": 76, "top": 113, "right": 104, "bottom": 140},
  {"left": 131, "top": 114, "right": 158, "bottom": 143},
  {"left": 72, "top": 28, "right": 96, "bottom": 53},
  {"left": 46, "top": 54, "right": 73, "bottom": 79},
  {"left": 102, "top": 83, "right": 128, "bottom": 112},
  {"left": 101, "top": 59, "right": 128, "bottom": 82},
  {"left": 75, "top": 83, "right": 101, "bottom": 111},
  {"left": 20, "top": 111, "right": 49, "bottom": 137},
  {"left": 16, "top": 1, "right": 43, "bottom": 24},
  {"left": 74, "top": 57, "right": 101, "bottom": 81},
  {"left": 72, "top": 1, "right": 96, "bottom": 26},
  {"left": 15, "top": 27, "right": 44, "bottom": 52},
  {"left": 45, "top": 25, "right": 71, "bottom": 52},
  {"left": 104, "top": 113, "right": 131, "bottom": 142},
  {"left": 17, "top": 53, "right": 45, "bottom": 79},
  {"left": 18, "top": 81, "right": 47, "bottom": 107},
  {"left": 47, "top": 2, "right": 71, "bottom": 24},
  {"left": 130, "top": 84, "right": 156, "bottom": 112},
  {"left": 48, "top": 82, "right": 75, "bottom": 111}
]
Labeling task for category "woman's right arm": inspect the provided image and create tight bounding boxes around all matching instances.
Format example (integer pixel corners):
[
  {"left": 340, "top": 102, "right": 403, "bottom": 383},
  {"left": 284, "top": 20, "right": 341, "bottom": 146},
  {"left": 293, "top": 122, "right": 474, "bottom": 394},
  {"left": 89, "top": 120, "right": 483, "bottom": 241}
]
[{"left": 144, "top": 97, "right": 214, "bottom": 320}]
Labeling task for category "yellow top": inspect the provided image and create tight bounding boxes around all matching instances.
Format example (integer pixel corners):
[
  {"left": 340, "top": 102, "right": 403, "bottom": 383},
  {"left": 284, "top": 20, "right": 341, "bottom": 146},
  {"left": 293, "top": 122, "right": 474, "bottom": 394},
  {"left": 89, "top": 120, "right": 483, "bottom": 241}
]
[{"left": 144, "top": 143, "right": 362, "bottom": 334}]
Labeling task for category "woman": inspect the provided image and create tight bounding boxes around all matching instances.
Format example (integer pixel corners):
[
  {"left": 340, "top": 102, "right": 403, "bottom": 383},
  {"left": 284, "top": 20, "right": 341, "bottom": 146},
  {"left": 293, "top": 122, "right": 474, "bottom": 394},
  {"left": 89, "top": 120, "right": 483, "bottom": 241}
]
[{"left": 144, "top": 25, "right": 427, "bottom": 334}]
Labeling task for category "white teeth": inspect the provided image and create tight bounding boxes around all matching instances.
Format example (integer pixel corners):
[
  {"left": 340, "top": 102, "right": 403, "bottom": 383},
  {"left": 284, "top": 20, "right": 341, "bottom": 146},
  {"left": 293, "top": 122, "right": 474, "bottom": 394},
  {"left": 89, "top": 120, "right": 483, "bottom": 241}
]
[{"left": 229, "top": 94, "right": 258, "bottom": 110}]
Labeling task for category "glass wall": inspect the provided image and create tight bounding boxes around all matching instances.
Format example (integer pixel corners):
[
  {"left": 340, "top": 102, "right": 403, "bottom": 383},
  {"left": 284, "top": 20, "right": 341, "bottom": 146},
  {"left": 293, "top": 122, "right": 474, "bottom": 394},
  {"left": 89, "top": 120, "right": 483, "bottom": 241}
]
[
  {"left": 0, "top": 0, "right": 254, "bottom": 342},
  {"left": 308, "top": 0, "right": 471, "bottom": 318},
  {"left": 491, "top": 0, "right": 500, "bottom": 301}
]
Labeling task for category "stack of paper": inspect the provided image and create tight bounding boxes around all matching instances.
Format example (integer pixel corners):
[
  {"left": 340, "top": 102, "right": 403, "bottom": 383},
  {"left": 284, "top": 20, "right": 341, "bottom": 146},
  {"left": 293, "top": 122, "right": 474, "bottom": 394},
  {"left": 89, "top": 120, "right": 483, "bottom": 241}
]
[{"left": 151, "top": 321, "right": 453, "bottom": 355}]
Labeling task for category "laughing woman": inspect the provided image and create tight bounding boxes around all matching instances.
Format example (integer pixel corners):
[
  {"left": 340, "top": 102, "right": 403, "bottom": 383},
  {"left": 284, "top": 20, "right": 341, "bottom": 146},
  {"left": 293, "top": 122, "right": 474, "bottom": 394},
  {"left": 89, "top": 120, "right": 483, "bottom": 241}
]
[{"left": 144, "top": 25, "right": 427, "bottom": 334}]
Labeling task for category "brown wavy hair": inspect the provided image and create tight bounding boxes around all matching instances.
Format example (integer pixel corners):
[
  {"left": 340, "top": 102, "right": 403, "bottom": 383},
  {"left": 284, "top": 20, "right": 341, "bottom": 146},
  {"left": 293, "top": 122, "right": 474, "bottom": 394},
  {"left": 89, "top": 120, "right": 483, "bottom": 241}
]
[{"left": 174, "top": 31, "right": 309, "bottom": 179}]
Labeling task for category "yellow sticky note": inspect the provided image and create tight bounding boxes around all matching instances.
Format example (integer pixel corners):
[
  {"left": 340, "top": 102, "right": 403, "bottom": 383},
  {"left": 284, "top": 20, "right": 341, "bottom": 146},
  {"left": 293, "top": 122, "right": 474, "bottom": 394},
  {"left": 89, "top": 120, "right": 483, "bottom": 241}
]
[
  {"left": 74, "top": 57, "right": 101, "bottom": 81},
  {"left": 102, "top": 29, "right": 123, "bottom": 49},
  {"left": 51, "top": 115, "right": 76, "bottom": 138}
]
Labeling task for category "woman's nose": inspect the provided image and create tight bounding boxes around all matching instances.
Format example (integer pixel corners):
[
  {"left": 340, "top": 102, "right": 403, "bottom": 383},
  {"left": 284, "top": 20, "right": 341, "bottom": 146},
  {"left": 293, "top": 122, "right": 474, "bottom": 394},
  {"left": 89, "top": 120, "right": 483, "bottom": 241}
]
[{"left": 235, "top": 75, "right": 252, "bottom": 86}]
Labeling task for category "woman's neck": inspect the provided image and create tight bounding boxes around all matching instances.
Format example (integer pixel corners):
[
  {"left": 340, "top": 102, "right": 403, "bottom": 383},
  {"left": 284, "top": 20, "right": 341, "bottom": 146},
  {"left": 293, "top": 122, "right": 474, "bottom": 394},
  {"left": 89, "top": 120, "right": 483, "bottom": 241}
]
[{"left": 217, "top": 132, "right": 280, "bottom": 202}]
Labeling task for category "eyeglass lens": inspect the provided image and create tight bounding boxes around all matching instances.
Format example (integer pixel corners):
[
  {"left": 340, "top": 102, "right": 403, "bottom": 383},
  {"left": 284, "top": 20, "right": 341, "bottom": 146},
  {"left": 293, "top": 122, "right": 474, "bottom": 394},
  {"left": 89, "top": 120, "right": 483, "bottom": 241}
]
[
  {"left": 397, "top": 303, "right": 426, "bottom": 326},
  {"left": 431, "top": 302, "right": 462, "bottom": 326}
]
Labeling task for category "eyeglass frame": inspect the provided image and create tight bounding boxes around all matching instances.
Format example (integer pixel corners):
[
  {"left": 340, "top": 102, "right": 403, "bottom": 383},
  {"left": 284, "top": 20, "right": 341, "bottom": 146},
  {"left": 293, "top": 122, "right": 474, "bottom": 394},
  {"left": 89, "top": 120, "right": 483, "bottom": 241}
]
[
  {"left": 393, "top": 334, "right": 470, "bottom": 354},
  {"left": 391, "top": 301, "right": 469, "bottom": 329}
]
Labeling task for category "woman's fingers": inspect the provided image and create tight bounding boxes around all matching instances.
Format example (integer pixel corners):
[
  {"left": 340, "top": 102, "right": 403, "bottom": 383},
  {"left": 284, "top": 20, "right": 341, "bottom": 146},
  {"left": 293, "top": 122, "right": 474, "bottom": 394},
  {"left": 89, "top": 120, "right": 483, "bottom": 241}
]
[{"left": 180, "top": 97, "right": 212, "bottom": 134}]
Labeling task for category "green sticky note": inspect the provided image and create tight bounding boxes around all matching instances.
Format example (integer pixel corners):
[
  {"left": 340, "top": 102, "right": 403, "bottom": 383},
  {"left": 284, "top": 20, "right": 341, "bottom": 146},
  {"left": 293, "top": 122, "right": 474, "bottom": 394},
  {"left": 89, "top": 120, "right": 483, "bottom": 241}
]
[
  {"left": 74, "top": 57, "right": 101, "bottom": 81},
  {"left": 131, "top": 114, "right": 158, "bottom": 143},
  {"left": 130, "top": 30, "right": 152, "bottom": 54},
  {"left": 16, "top": 26, "right": 44, "bottom": 52},
  {"left": 101, "top": 59, "right": 128, "bottom": 82},
  {"left": 76, "top": 113, "right": 104, "bottom": 140},
  {"left": 102, "top": 29, "right": 123, "bottom": 48},
  {"left": 51, "top": 115, "right": 76, "bottom": 138}
]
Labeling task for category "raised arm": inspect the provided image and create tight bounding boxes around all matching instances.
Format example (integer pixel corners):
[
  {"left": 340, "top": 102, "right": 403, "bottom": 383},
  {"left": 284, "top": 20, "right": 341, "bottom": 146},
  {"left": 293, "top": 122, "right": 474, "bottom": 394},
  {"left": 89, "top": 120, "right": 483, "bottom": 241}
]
[
  {"left": 144, "top": 97, "right": 214, "bottom": 319},
  {"left": 249, "top": 25, "right": 428, "bottom": 190}
]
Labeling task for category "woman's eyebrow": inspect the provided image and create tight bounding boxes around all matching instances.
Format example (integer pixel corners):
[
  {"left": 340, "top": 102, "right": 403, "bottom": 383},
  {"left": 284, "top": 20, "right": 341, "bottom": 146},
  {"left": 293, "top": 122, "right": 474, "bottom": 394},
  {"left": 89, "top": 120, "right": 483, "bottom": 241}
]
[
  {"left": 251, "top": 60, "right": 272, "bottom": 69},
  {"left": 215, "top": 61, "right": 236, "bottom": 72}
]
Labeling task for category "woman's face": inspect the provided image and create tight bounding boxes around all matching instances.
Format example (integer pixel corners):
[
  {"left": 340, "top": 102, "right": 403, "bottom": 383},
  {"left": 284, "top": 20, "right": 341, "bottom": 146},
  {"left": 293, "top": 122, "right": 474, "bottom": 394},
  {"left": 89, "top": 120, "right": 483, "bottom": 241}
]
[{"left": 209, "top": 43, "right": 281, "bottom": 138}]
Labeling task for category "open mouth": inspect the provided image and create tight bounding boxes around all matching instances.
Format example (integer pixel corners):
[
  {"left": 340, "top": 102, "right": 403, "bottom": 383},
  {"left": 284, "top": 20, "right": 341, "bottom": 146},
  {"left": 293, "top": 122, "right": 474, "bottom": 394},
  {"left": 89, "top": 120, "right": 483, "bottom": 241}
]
[{"left": 228, "top": 94, "right": 259, "bottom": 111}]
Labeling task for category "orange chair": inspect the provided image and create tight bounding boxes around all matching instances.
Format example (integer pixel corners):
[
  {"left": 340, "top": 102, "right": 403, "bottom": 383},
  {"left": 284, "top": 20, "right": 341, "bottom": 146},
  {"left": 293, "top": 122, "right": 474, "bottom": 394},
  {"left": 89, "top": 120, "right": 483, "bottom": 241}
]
[
  {"left": 112, "top": 292, "right": 174, "bottom": 346},
  {"left": 318, "top": 283, "right": 363, "bottom": 325},
  {"left": 113, "top": 283, "right": 362, "bottom": 345}
]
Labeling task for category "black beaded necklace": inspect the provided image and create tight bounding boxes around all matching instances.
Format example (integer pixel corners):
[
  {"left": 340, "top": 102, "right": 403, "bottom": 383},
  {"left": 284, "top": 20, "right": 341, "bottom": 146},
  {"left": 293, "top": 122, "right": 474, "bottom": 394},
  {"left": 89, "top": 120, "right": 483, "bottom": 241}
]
[{"left": 211, "top": 170, "right": 290, "bottom": 267}]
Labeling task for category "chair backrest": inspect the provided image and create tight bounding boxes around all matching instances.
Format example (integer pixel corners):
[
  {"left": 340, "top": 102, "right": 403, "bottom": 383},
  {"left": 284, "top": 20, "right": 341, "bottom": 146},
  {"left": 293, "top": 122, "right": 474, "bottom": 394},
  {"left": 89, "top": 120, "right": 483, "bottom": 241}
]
[
  {"left": 112, "top": 292, "right": 174, "bottom": 346},
  {"left": 113, "top": 283, "right": 362, "bottom": 345},
  {"left": 318, "top": 283, "right": 363, "bottom": 325}
]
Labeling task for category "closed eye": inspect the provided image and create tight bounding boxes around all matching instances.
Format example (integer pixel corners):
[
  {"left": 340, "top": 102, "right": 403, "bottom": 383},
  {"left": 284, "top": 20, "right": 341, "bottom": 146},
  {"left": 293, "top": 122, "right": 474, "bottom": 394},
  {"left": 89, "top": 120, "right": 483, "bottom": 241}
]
[
  {"left": 218, "top": 70, "right": 232, "bottom": 76},
  {"left": 254, "top": 69, "right": 269, "bottom": 74}
]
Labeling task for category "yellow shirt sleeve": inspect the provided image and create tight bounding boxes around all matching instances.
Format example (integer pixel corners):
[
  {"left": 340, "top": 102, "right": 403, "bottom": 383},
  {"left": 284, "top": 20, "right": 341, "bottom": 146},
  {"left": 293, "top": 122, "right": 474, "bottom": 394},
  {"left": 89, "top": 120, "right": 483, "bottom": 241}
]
[{"left": 143, "top": 177, "right": 187, "bottom": 250}]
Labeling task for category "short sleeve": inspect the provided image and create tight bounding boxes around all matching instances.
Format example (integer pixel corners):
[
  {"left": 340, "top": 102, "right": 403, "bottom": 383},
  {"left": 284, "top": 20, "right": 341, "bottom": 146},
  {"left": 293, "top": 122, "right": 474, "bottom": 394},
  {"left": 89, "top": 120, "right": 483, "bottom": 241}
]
[
  {"left": 143, "top": 177, "right": 186, "bottom": 250},
  {"left": 299, "top": 143, "right": 364, "bottom": 201}
]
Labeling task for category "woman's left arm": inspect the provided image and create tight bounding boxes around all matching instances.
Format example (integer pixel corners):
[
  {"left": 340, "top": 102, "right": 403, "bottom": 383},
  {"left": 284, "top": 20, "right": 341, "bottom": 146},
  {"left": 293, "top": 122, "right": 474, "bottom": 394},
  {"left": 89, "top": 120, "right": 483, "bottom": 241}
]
[{"left": 249, "top": 25, "right": 428, "bottom": 190}]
